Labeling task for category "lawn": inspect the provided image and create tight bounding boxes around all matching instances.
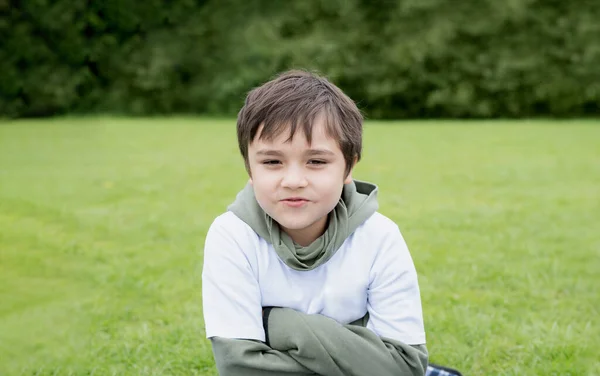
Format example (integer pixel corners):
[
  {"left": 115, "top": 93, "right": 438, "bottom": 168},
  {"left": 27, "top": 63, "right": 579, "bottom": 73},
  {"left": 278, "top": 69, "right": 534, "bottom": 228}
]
[{"left": 0, "top": 118, "right": 598, "bottom": 376}]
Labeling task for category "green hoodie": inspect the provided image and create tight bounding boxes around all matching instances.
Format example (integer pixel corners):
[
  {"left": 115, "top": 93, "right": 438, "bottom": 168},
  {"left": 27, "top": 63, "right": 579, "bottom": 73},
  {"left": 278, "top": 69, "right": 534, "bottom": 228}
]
[
  {"left": 227, "top": 179, "right": 380, "bottom": 270},
  {"left": 209, "top": 180, "right": 428, "bottom": 376}
]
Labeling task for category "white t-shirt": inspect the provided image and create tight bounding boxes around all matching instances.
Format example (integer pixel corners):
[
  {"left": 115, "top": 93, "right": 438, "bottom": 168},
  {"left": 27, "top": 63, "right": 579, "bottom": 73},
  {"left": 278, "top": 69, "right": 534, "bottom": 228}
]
[{"left": 202, "top": 211, "right": 426, "bottom": 345}]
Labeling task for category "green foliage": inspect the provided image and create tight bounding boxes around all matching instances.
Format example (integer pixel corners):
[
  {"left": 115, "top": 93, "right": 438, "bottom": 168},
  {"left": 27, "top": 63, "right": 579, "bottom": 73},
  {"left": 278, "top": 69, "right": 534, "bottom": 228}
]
[
  {"left": 1, "top": 0, "right": 599, "bottom": 118},
  {"left": 1, "top": 118, "right": 599, "bottom": 375}
]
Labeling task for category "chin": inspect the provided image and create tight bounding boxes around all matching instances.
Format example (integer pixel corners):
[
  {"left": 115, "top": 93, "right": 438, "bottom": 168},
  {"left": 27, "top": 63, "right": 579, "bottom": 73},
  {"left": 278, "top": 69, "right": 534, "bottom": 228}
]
[{"left": 275, "top": 218, "right": 310, "bottom": 231}]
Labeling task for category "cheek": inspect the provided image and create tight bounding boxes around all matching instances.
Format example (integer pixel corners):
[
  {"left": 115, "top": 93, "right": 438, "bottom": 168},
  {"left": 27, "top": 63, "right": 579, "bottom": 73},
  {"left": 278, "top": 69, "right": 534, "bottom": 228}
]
[
  {"left": 252, "top": 182, "right": 273, "bottom": 209},
  {"left": 322, "top": 165, "right": 347, "bottom": 184},
  {"left": 315, "top": 172, "right": 345, "bottom": 197},
  {"left": 252, "top": 169, "right": 278, "bottom": 186},
  {"left": 250, "top": 171, "right": 277, "bottom": 198}
]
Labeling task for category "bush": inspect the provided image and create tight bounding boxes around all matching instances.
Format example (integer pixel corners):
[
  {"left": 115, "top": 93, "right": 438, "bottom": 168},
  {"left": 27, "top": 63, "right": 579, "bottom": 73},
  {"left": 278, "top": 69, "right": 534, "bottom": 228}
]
[{"left": 1, "top": 0, "right": 598, "bottom": 118}]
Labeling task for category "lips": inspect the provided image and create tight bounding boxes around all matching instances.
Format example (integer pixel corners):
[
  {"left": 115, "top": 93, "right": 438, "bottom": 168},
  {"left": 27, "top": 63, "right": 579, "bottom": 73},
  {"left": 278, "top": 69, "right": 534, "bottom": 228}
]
[{"left": 281, "top": 197, "right": 309, "bottom": 207}]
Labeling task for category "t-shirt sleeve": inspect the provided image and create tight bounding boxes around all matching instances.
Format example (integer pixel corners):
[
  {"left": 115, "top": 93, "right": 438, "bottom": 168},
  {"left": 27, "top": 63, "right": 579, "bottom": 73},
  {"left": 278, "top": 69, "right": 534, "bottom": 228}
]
[
  {"left": 366, "top": 224, "right": 426, "bottom": 345},
  {"left": 202, "top": 215, "right": 265, "bottom": 341}
]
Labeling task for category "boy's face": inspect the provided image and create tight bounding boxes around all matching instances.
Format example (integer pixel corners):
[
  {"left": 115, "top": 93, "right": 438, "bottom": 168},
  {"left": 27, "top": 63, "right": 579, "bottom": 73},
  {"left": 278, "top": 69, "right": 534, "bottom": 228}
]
[{"left": 247, "top": 117, "right": 354, "bottom": 246}]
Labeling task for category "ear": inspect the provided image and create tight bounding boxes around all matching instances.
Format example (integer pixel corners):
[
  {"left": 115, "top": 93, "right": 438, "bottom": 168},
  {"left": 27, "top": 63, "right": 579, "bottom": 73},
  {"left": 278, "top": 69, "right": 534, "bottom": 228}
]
[
  {"left": 343, "top": 155, "right": 359, "bottom": 184},
  {"left": 248, "top": 177, "right": 253, "bottom": 185}
]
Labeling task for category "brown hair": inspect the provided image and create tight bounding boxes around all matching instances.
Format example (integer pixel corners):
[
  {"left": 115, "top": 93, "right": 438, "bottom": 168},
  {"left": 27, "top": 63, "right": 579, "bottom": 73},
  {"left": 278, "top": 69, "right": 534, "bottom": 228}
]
[{"left": 236, "top": 70, "right": 363, "bottom": 177}]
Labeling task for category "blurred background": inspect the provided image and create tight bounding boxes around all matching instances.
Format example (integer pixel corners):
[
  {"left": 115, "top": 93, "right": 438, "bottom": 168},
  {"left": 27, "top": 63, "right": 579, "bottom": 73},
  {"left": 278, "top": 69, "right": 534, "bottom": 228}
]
[{"left": 2, "top": 0, "right": 599, "bottom": 119}]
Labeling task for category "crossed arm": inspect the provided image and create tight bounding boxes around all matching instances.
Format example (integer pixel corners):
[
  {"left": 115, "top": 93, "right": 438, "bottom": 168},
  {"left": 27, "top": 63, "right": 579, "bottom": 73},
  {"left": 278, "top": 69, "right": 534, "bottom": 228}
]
[{"left": 210, "top": 308, "right": 428, "bottom": 376}]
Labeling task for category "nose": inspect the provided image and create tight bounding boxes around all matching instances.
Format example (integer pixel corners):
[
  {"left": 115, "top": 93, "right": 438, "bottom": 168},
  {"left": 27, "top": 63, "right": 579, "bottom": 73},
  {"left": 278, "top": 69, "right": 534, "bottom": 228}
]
[{"left": 281, "top": 165, "right": 308, "bottom": 189}]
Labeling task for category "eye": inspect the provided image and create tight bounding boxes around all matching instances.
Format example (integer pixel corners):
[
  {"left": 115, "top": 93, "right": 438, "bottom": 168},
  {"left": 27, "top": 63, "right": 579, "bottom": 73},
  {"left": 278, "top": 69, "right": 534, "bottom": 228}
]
[
  {"left": 308, "top": 159, "right": 327, "bottom": 165},
  {"left": 262, "top": 160, "right": 281, "bottom": 165}
]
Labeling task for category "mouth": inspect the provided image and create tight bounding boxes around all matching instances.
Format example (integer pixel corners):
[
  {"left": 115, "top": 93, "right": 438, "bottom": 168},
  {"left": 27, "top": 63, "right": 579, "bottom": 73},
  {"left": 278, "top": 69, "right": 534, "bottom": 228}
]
[{"left": 280, "top": 197, "right": 309, "bottom": 207}]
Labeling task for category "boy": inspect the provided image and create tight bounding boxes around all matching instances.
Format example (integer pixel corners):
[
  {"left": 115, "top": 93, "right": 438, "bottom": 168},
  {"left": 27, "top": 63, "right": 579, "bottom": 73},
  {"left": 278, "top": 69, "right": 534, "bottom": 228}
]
[{"left": 202, "top": 70, "right": 428, "bottom": 376}]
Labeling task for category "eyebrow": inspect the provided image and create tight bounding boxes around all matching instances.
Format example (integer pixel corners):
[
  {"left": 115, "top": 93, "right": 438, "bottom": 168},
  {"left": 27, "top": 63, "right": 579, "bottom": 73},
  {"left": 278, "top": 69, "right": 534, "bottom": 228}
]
[
  {"left": 255, "top": 149, "right": 284, "bottom": 156},
  {"left": 305, "top": 148, "right": 335, "bottom": 156},
  {"left": 255, "top": 148, "right": 336, "bottom": 157}
]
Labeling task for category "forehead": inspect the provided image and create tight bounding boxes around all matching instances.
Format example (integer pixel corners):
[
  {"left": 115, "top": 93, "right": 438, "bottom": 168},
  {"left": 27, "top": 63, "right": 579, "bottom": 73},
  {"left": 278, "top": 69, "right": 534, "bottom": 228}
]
[{"left": 251, "top": 117, "right": 341, "bottom": 152}]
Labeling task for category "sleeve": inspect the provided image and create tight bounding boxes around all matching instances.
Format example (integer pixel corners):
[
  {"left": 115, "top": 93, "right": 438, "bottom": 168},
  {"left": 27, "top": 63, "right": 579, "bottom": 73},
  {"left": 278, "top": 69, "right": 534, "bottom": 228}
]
[
  {"left": 211, "top": 337, "right": 318, "bottom": 376},
  {"left": 202, "top": 217, "right": 264, "bottom": 341},
  {"left": 366, "top": 225, "right": 426, "bottom": 345},
  {"left": 263, "top": 307, "right": 428, "bottom": 376}
]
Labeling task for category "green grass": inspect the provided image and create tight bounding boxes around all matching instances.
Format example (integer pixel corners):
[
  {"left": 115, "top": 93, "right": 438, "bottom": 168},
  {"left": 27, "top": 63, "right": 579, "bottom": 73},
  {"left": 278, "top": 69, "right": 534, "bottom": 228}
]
[{"left": 1, "top": 118, "right": 598, "bottom": 375}]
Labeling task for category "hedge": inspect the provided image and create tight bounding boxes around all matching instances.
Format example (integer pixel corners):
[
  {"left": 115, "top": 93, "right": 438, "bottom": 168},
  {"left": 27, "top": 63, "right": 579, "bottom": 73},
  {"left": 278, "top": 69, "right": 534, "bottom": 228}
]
[{"left": 1, "top": 0, "right": 599, "bottom": 118}]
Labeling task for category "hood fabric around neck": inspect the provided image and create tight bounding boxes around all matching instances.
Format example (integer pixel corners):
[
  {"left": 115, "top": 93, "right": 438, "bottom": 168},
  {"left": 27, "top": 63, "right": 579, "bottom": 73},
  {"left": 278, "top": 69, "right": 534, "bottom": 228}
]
[{"left": 227, "top": 180, "right": 379, "bottom": 271}]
